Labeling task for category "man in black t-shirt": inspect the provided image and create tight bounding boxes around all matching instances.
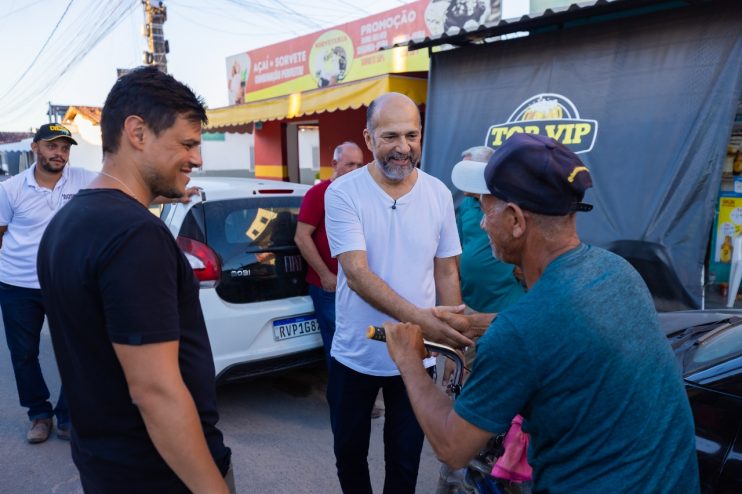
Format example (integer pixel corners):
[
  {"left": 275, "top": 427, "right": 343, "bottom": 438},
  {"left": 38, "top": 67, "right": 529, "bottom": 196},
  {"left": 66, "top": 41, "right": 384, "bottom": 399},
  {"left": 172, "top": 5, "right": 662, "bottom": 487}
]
[{"left": 37, "top": 67, "right": 232, "bottom": 493}]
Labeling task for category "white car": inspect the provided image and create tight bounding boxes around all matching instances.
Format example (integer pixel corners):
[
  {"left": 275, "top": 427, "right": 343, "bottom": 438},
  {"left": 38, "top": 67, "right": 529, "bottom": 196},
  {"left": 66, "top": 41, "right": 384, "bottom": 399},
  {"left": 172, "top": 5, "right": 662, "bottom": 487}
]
[{"left": 159, "top": 177, "right": 322, "bottom": 383}]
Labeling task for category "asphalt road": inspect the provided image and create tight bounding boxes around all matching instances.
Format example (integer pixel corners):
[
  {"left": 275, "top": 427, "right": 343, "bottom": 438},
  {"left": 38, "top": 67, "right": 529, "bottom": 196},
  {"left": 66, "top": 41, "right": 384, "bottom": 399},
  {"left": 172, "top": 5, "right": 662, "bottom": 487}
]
[{"left": 0, "top": 320, "right": 441, "bottom": 493}]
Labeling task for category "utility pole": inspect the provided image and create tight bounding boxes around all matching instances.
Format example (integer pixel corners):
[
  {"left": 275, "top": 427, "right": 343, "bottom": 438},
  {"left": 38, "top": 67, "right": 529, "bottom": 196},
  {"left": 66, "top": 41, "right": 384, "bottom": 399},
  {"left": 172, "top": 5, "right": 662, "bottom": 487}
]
[{"left": 142, "top": 0, "right": 169, "bottom": 73}]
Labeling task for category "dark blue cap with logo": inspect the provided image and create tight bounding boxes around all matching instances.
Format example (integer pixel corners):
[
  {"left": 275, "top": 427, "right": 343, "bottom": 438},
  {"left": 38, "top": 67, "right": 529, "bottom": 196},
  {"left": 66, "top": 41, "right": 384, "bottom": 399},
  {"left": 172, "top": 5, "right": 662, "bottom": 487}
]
[
  {"left": 452, "top": 133, "right": 593, "bottom": 216},
  {"left": 33, "top": 123, "right": 78, "bottom": 145}
]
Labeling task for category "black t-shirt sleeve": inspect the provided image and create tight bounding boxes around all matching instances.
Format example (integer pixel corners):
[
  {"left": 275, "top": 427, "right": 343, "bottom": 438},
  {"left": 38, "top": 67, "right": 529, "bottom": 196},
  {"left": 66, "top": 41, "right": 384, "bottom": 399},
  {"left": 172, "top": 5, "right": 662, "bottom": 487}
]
[{"left": 98, "top": 221, "right": 182, "bottom": 345}]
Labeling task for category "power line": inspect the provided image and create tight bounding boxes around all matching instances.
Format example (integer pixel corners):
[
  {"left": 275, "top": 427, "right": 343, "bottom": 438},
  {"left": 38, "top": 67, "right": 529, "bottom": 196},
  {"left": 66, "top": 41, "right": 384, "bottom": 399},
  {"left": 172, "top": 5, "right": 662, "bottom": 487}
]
[
  {"left": 222, "top": 0, "right": 327, "bottom": 30},
  {"left": 0, "top": 0, "right": 138, "bottom": 126},
  {"left": 0, "top": 0, "right": 76, "bottom": 101},
  {"left": 169, "top": 0, "right": 302, "bottom": 37},
  {"left": 272, "top": 0, "right": 326, "bottom": 30},
  {"left": 170, "top": 0, "right": 408, "bottom": 41},
  {"left": 0, "top": 0, "right": 417, "bottom": 128},
  {"left": 0, "top": 0, "right": 48, "bottom": 23}
]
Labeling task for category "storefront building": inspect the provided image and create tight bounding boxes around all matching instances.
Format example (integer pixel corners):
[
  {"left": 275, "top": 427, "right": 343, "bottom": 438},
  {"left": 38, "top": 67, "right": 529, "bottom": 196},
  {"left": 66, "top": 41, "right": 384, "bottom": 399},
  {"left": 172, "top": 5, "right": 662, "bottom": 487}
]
[{"left": 204, "top": 0, "right": 502, "bottom": 183}]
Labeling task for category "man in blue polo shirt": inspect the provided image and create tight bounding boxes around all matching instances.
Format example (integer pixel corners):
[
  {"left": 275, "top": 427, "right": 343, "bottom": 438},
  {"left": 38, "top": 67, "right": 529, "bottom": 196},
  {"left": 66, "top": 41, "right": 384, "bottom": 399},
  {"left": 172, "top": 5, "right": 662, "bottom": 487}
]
[
  {"left": 383, "top": 133, "right": 699, "bottom": 493},
  {"left": 0, "top": 123, "right": 96, "bottom": 443}
]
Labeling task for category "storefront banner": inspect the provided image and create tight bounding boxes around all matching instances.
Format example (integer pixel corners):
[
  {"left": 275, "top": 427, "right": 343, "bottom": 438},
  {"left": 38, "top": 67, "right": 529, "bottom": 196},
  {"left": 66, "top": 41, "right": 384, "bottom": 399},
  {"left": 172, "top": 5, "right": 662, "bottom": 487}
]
[
  {"left": 225, "top": 0, "right": 503, "bottom": 105},
  {"left": 422, "top": 1, "right": 742, "bottom": 306}
]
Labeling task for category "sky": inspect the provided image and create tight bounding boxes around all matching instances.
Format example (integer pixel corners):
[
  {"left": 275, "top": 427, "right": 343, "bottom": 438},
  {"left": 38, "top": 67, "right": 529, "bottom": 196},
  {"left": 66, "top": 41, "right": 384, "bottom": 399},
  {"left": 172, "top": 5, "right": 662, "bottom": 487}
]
[{"left": 0, "top": 0, "right": 529, "bottom": 133}]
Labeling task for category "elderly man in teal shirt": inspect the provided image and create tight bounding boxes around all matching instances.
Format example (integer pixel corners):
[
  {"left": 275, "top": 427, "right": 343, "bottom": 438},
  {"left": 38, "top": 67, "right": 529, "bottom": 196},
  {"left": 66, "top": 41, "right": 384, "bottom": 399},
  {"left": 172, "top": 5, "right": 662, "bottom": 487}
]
[
  {"left": 384, "top": 134, "right": 699, "bottom": 494},
  {"left": 457, "top": 146, "right": 524, "bottom": 313}
]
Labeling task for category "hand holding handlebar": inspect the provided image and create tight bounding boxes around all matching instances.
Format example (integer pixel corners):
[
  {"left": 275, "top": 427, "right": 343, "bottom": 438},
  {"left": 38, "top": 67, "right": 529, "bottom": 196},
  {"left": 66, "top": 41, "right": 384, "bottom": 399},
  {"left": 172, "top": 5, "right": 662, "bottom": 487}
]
[
  {"left": 367, "top": 325, "right": 460, "bottom": 358},
  {"left": 367, "top": 324, "right": 464, "bottom": 397},
  {"left": 368, "top": 324, "right": 429, "bottom": 361}
]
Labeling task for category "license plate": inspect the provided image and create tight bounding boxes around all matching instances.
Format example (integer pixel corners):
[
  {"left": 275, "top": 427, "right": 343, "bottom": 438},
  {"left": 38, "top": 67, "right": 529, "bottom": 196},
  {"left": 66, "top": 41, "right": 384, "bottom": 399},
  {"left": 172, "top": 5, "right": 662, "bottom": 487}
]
[{"left": 273, "top": 315, "right": 320, "bottom": 341}]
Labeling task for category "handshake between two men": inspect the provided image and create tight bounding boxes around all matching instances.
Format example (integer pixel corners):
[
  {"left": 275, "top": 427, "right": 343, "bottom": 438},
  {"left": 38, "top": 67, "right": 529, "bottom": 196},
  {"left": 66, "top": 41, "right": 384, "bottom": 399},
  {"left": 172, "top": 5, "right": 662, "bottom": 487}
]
[{"left": 382, "top": 304, "right": 496, "bottom": 365}]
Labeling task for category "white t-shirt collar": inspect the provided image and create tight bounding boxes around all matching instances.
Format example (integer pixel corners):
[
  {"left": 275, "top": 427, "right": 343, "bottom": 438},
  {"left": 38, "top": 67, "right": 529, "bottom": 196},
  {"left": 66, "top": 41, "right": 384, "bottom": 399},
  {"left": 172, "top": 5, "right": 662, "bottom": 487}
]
[{"left": 363, "top": 165, "right": 420, "bottom": 207}]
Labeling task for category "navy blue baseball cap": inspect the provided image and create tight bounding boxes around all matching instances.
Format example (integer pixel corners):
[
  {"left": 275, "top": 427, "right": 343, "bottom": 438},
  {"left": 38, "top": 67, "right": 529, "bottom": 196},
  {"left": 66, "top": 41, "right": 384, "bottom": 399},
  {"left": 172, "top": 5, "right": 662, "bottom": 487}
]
[
  {"left": 33, "top": 123, "right": 78, "bottom": 145},
  {"left": 451, "top": 133, "right": 593, "bottom": 215}
]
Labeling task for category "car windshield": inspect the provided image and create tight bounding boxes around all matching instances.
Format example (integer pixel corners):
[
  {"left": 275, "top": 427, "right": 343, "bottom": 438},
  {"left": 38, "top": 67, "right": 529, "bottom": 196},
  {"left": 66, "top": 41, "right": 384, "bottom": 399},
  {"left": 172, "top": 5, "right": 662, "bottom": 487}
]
[{"left": 685, "top": 322, "right": 742, "bottom": 374}]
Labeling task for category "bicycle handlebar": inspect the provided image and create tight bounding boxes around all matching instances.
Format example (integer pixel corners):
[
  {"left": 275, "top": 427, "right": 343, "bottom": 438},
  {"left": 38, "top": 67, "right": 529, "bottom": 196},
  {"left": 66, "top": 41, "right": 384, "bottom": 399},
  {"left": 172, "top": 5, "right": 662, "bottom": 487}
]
[
  {"left": 368, "top": 327, "right": 507, "bottom": 489},
  {"left": 366, "top": 325, "right": 464, "bottom": 397}
]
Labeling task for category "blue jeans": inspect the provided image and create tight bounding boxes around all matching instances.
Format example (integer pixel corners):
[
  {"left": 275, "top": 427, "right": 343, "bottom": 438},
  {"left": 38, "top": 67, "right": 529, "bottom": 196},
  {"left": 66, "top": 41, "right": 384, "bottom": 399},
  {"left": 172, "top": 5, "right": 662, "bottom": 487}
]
[
  {"left": 327, "top": 358, "right": 430, "bottom": 494},
  {"left": 0, "top": 282, "right": 68, "bottom": 425},
  {"left": 309, "top": 284, "right": 335, "bottom": 366}
]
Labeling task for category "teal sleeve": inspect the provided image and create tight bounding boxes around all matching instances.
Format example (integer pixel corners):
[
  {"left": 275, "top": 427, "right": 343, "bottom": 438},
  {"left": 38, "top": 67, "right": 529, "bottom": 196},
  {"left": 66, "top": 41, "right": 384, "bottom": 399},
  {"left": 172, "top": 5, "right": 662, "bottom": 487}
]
[
  {"left": 456, "top": 207, "right": 464, "bottom": 243},
  {"left": 454, "top": 314, "right": 537, "bottom": 434}
]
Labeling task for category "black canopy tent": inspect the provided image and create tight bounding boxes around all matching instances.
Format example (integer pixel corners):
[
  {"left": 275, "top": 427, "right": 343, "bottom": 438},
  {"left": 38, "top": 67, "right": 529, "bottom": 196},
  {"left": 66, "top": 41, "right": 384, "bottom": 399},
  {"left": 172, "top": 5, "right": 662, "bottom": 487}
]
[{"left": 417, "top": 0, "right": 742, "bottom": 310}]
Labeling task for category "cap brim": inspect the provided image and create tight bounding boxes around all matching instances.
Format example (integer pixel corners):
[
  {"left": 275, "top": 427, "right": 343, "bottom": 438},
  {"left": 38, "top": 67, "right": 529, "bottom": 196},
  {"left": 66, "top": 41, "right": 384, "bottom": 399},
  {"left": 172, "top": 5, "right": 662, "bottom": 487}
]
[
  {"left": 451, "top": 160, "right": 490, "bottom": 195},
  {"left": 43, "top": 135, "right": 78, "bottom": 145}
]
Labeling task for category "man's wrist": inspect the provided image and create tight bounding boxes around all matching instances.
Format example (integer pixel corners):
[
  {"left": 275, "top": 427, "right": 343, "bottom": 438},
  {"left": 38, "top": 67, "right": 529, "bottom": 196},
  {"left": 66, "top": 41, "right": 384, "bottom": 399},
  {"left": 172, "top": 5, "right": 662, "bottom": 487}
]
[
  {"left": 409, "top": 306, "right": 429, "bottom": 326},
  {"left": 468, "top": 313, "right": 496, "bottom": 337},
  {"left": 395, "top": 354, "right": 427, "bottom": 376}
]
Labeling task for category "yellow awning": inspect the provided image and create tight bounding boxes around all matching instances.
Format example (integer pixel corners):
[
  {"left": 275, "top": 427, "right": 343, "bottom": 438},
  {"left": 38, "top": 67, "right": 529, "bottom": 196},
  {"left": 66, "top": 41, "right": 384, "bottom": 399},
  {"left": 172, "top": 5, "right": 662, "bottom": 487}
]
[{"left": 205, "top": 74, "right": 427, "bottom": 132}]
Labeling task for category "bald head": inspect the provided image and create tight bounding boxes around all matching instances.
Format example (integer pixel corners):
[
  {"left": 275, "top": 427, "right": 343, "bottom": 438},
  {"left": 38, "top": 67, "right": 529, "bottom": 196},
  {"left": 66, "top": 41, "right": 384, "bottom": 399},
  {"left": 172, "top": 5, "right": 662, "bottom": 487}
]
[
  {"left": 333, "top": 141, "right": 363, "bottom": 162},
  {"left": 366, "top": 92, "right": 421, "bottom": 134},
  {"left": 331, "top": 141, "right": 364, "bottom": 180}
]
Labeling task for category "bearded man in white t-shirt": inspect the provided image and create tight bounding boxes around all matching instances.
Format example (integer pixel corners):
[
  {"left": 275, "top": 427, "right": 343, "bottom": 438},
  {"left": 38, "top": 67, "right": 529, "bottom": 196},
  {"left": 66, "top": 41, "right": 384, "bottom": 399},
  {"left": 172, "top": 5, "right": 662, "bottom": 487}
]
[{"left": 324, "top": 92, "right": 473, "bottom": 494}]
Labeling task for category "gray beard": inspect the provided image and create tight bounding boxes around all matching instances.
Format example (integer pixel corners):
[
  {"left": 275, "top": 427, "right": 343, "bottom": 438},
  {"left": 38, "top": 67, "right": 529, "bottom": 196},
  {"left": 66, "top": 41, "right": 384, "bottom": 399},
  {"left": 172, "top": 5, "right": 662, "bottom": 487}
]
[{"left": 374, "top": 157, "right": 416, "bottom": 182}]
